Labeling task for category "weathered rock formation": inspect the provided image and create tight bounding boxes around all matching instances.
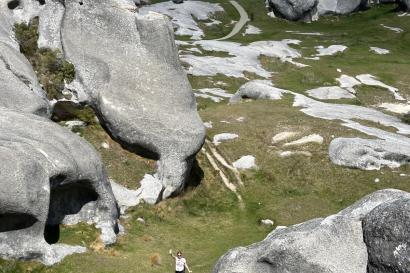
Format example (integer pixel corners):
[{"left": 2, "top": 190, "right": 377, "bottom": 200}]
[
  {"left": 39, "top": 0, "right": 206, "bottom": 200},
  {"left": 363, "top": 198, "right": 410, "bottom": 273},
  {"left": 213, "top": 189, "right": 410, "bottom": 273},
  {"left": 230, "top": 80, "right": 286, "bottom": 103},
  {"left": 0, "top": 107, "right": 119, "bottom": 265},
  {"left": 317, "top": 0, "right": 369, "bottom": 16},
  {"left": 266, "top": 0, "right": 402, "bottom": 21},
  {"left": 266, "top": 0, "right": 319, "bottom": 21},
  {"left": 3, "top": 0, "right": 204, "bottom": 265},
  {"left": 0, "top": 0, "right": 49, "bottom": 116},
  {"left": 329, "top": 137, "right": 410, "bottom": 170}
]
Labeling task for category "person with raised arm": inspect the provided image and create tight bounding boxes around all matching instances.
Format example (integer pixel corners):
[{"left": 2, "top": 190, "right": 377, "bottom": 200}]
[{"left": 169, "top": 249, "right": 192, "bottom": 273}]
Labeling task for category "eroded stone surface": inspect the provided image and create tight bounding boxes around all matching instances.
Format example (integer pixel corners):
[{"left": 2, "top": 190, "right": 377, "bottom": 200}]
[
  {"left": 266, "top": 0, "right": 318, "bottom": 22},
  {"left": 53, "top": 1, "right": 205, "bottom": 199},
  {"left": 213, "top": 189, "right": 410, "bottom": 273},
  {"left": 0, "top": 1, "right": 49, "bottom": 116},
  {"left": 0, "top": 107, "right": 119, "bottom": 264}
]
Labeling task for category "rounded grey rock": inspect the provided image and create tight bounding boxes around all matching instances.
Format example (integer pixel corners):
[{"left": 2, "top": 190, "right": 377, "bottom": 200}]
[
  {"left": 267, "top": 0, "right": 318, "bottom": 21},
  {"left": 49, "top": 0, "right": 206, "bottom": 200},
  {"left": 329, "top": 137, "right": 410, "bottom": 170},
  {"left": 363, "top": 198, "right": 410, "bottom": 273},
  {"left": 213, "top": 189, "right": 410, "bottom": 273},
  {"left": 318, "top": 0, "right": 369, "bottom": 16},
  {"left": 0, "top": 107, "right": 119, "bottom": 264}
]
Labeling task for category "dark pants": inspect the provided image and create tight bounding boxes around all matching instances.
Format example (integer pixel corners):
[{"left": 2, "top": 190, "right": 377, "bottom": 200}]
[{"left": 176, "top": 271, "right": 185, "bottom": 273}]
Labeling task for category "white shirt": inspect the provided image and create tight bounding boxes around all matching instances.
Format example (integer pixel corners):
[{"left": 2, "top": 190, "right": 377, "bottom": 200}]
[{"left": 176, "top": 257, "right": 186, "bottom": 271}]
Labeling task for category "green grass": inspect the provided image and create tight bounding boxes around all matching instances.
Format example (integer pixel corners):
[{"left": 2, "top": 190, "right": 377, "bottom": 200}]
[
  {"left": 3, "top": 2, "right": 410, "bottom": 273},
  {"left": 78, "top": 123, "right": 156, "bottom": 188}
]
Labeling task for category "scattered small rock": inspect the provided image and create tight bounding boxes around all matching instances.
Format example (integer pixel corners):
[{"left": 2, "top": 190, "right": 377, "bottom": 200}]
[
  {"left": 213, "top": 133, "right": 239, "bottom": 145},
  {"left": 261, "top": 219, "right": 274, "bottom": 226},
  {"left": 233, "top": 155, "right": 256, "bottom": 170},
  {"left": 137, "top": 217, "right": 146, "bottom": 224},
  {"left": 315, "top": 45, "right": 347, "bottom": 57},
  {"left": 279, "top": 151, "right": 313, "bottom": 157},
  {"left": 101, "top": 142, "right": 110, "bottom": 149},
  {"left": 283, "top": 134, "right": 324, "bottom": 146},
  {"left": 370, "top": 47, "right": 390, "bottom": 55},
  {"left": 65, "top": 120, "right": 86, "bottom": 131},
  {"left": 204, "top": 121, "right": 213, "bottom": 128},
  {"left": 272, "top": 131, "right": 299, "bottom": 144}
]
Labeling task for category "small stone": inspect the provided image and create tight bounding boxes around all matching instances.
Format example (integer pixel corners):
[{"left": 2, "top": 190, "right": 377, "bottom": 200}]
[
  {"left": 137, "top": 217, "right": 146, "bottom": 224},
  {"left": 213, "top": 133, "right": 239, "bottom": 145},
  {"left": 261, "top": 219, "right": 274, "bottom": 226},
  {"left": 233, "top": 155, "right": 256, "bottom": 170},
  {"left": 101, "top": 142, "right": 110, "bottom": 149},
  {"left": 204, "top": 121, "right": 213, "bottom": 129},
  {"left": 374, "top": 178, "right": 380, "bottom": 183}
]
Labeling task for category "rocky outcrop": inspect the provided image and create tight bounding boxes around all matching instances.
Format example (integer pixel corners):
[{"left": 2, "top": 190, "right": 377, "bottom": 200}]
[
  {"left": 329, "top": 137, "right": 410, "bottom": 170},
  {"left": 230, "top": 80, "right": 287, "bottom": 103},
  {"left": 317, "top": 0, "right": 369, "bottom": 16},
  {"left": 266, "top": 0, "right": 319, "bottom": 21},
  {"left": 265, "top": 0, "right": 386, "bottom": 21},
  {"left": 39, "top": 0, "right": 205, "bottom": 200},
  {"left": 0, "top": 0, "right": 120, "bottom": 264},
  {"left": 0, "top": 107, "right": 119, "bottom": 265},
  {"left": 363, "top": 198, "right": 410, "bottom": 273},
  {"left": 213, "top": 189, "right": 410, "bottom": 273},
  {"left": 0, "top": 0, "right": 49, "bottom": 116}
]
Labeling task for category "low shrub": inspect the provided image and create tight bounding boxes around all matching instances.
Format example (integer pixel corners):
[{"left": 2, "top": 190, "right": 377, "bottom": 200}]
[{"left": 14, "top": 17, "right": 75, "bottom": 100}]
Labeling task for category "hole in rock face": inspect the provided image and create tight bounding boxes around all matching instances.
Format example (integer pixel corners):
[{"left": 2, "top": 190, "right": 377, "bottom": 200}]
[
  {"left": 0, "top": 213, "right": 37, "bottom": 232},
  {"left": 37, "top": 0, "right": 46, "bottom": 5},
  {"left": 47, "top": 181, "right": 99, "bottom": 225},
  {"left": 50, "top": 174, "right": 67, "bottom": 187},
  {"left": 44, "top": 181, "right": 99, "bottom": 243},
  {"left": 7, "top": 0, "right": 20, "bottom": 10},
  {"left": 44, "top": 224, "right": 60, "bottom": 244},
  {"left": 79, "top": 1, "right": 83, "bottom": 5}
]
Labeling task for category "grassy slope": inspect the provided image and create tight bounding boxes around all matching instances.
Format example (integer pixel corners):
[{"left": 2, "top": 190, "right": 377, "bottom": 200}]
[{"left": 2, "top": 2, "right": 410, "bottom": 273}]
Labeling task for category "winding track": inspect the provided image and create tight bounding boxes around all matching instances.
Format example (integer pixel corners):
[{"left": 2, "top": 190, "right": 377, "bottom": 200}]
[{"left": 215, "top": 0, "right": 249, "bottom": 41}]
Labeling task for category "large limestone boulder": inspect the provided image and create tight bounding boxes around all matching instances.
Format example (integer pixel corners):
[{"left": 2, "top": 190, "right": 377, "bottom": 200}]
[
  {"left": 0, "top": 106, "right": 119, "bottom": 265},
  {"left": 213, "top": 189, "right": 410, "bottom": 273},
  {"left": 363, "top": 198, "right": 410, "bottom": 273},
  {"left": 318, "top": 0, "right": 369, "bottom": 15},
  {"left": 39, "top": 0, "right": 205, "bottom": 200},
  {"left": 329, "top": 137, "right": 410, "bottom": 170},
  {"left": 266, "top": 0, "right": 319, "bottom": 21},
  {"left": 0, "top": 0, "right": 49, "bottom": 116}
]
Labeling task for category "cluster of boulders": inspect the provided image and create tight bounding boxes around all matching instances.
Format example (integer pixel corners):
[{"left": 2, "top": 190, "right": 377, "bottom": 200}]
[
  {"left": 213, "top": 189, "right": 410, "bottom": 273},
  {"left": 266, "top": 0, "right": 409, "bottom": 21},
  {"left": 0, "top": 0, "right": 204, "bottom": 265}
]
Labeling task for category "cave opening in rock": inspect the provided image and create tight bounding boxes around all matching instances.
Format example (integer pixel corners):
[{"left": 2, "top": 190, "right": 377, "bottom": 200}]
[
  {"left": 36, "top": 0, "right": 45, "bottom": 5},
  {"left": 7, "top": 0, "right": 20, "bottom": 10},
  {"left": 44, "top": 180, "right": 99, "bottom": 244},
  {"left": 0, "top": 213, "right": 37, "bottom": 232}
]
